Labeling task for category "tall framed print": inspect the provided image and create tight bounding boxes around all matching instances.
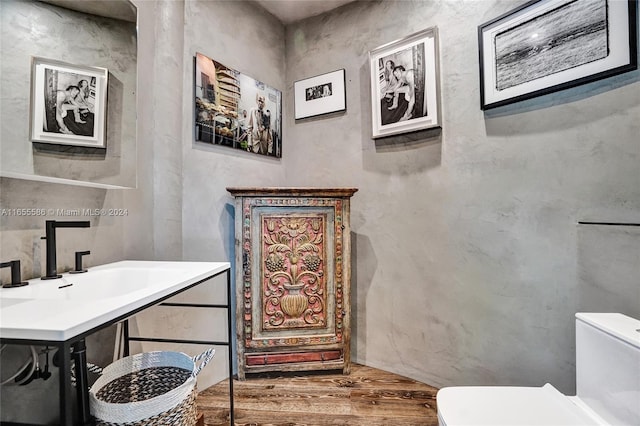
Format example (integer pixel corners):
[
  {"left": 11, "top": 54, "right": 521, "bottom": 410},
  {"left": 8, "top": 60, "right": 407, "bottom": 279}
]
[
  {"left": 479, "top": 0, "right": 637, "bottom": 110},
  {"left": 369, "top": 27, "right": 441, "bottom": 139},
  {"left": 30, "top": 57, "right": 108, "bottom": 148}
]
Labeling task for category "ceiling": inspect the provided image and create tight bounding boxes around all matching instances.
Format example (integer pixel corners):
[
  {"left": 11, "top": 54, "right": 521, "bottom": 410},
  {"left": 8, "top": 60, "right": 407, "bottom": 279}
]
[
  {"left": 41, "top": 1, "right": 354, "bottom": 25},
  {"left": 41, "top": 0, "right": 137, "bottom": 22},
  {"left": 254, "top": 0, "right": 356, "bottom": 24}
]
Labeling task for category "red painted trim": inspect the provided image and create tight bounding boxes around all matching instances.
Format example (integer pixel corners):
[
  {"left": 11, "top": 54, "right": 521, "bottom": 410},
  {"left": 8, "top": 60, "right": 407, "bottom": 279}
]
[{"left": 246, "top": 350, "right": 342, "bottom": 366}]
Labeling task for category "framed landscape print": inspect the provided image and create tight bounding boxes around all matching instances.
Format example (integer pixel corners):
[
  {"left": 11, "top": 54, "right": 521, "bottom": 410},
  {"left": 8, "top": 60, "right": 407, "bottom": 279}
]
[
  {"left": 194, "top": 52, "right": 282, "bottom": 158},
  {"left": 369, "top": 27, "right": 441, "bottom": 139},
  {"left": 30, "top": 57, "right": 108, "bottom": 148},
  {"left": 294, "top": 69, "right": 346, "bottom": 119},
  {"left": 479, "top": 0, "right": 637, "bottom": 110}
]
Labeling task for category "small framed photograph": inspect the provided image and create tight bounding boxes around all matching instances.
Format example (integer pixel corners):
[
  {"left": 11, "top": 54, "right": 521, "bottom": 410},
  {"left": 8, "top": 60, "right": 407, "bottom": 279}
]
[
  {"left": 369, "top": 27, "right": 441, "bottom": 139},
  {"left": 30, "top": 57, "right": 108, "bottom": 147},
  {"left": 479, "top": 0, "right": 637, "bottom": 110},
  {"left": 195, "top": 52, "right": 282, "bottom": 157},
  {"left": 294, "top": 69, "right": 346, "bottom": 120}
]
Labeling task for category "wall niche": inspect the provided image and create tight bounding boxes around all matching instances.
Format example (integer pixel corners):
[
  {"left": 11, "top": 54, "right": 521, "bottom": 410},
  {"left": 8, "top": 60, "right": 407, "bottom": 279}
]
[{"left": 0, "top": 0, "right": 137, "bottom": 189}]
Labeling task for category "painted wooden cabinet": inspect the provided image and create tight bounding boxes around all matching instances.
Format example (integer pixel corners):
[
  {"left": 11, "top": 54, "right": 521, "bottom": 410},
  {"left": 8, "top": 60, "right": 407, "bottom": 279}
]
[{"left": 227, "top": 187, "right": 357, "bottom": 379}]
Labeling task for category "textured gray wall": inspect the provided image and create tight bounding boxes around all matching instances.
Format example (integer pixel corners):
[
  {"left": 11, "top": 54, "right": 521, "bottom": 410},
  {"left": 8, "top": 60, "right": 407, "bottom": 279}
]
[
  {"left": 181, "top": 0, "right": 286, "bottom": 264},
  {"left": 182, "top": 0, "right": 286, "bottom": 388},
  {"left": 284, "top": 0, "right": 640, "bottom": 393}
]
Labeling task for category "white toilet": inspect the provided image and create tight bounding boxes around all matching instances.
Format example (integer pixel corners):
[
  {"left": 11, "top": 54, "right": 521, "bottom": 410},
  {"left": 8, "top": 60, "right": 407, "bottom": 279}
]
[{"left": 437, "top": 313, "right": 640, "bottom": 425}]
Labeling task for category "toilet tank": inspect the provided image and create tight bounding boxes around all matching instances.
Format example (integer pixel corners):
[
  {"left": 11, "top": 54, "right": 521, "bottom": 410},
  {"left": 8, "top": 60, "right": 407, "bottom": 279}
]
[{"left": 575, "top": 313, "right": 640, "bottom": 426}]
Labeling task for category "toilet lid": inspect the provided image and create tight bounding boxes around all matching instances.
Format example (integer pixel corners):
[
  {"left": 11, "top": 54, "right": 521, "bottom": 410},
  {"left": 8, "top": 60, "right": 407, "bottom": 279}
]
[{"left": 437, "top": 383, "right": 600, "bottom": 426}]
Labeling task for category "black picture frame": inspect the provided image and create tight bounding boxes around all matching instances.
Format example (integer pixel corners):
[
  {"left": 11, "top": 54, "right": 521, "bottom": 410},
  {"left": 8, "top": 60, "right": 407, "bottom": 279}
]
[
  {"left": 294, "top": 69, "right": 346, "bottom": 120},
  {"left": 479, "top": 0, "right": 637, "bottom": 110}
]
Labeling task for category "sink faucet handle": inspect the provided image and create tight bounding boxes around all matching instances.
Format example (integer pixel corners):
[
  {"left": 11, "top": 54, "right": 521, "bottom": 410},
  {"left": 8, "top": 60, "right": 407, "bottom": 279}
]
[
  {"left": 42, "top": 219, "right": 90, "bottom": 280},
  {"left": 53, "top": 220, "right": 91, "bottom": 228},
  {"left": 70, "top": 251, "right": 91, "bottom": 274},
  {"left": 0, "top": 260, "right": 29, "bottom": 288}
]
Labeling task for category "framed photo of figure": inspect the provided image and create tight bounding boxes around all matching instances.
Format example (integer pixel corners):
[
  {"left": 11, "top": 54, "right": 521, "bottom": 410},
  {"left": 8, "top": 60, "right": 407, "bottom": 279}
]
[
  {"left": 294, "top": 69, "right": 346, "bottom": 119},
  {"left": 369, "top": 27, "right": 441, "bottom": 139},
  {"left": 479, "top": 0, "right": 637, "bottom": 110},
  {"left": 194, "top": 52, "right": 283, "bottom": 158},
  {"left": 30, "top": 57, "right": 108, "bottom": 148}
]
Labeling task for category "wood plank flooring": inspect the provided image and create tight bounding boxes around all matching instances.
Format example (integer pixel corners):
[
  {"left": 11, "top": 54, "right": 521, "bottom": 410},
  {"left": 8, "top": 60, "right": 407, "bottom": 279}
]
[{"left": 197, "top": 364, "right": 440, "bottom": 425}]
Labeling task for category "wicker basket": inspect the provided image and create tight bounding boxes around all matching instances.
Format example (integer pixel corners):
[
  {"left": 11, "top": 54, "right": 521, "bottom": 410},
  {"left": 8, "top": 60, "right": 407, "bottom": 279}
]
[{"left": 89, "top": 349, "right": 215, "bottom": 425}]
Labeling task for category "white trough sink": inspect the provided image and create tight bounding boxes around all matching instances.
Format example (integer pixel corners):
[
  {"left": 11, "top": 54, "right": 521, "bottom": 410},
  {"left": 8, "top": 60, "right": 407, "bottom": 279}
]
[
  {"left": 0, "top": 260, "right": 230, "bottom": 341},
  {"left": 4, "top": 266, "right": 191, "bottom": 301}
]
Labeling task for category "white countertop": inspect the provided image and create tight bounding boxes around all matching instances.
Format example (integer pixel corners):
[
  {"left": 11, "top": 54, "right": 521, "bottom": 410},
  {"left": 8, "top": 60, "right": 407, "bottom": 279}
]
[{"left": 0, "top": 260, "right": 230, "bottom": 342}]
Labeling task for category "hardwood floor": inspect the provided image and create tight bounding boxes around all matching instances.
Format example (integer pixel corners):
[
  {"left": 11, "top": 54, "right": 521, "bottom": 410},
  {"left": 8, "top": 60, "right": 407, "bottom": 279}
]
[{"left": 197, "top": 363, "right": 440, "bottom": 425}]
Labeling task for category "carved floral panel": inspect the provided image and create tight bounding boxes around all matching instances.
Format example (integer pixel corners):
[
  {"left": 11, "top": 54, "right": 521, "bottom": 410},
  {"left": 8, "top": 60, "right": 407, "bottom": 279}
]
[
  {"left": 262, "top": 214, "right": 327, "bottom": 331},
  {"left": 242, "top": 197, "right": 345, "bottom": 349}
]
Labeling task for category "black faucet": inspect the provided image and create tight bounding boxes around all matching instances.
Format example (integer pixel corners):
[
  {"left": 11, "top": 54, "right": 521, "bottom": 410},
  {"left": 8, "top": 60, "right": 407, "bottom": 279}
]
[
  {"left": 69, "top": 250, "right": 91, "bottom": 274},
  {"left": 0, "top": 260, "right": 28, "bottom": 288},
  {"left": 41, "top": 220, "right": 91, "bottom": 280}
]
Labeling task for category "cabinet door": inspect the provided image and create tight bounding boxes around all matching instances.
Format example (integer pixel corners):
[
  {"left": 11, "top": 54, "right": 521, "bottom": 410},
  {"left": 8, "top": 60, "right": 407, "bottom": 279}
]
[{"left": 242, "top": 199, "right": 347, "bottom": 351}]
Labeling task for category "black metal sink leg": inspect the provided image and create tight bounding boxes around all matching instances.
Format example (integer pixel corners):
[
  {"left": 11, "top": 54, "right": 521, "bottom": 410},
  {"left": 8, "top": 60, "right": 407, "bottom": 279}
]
[{"left": 72, "top": 340, "right": 92, "bottom": 425}]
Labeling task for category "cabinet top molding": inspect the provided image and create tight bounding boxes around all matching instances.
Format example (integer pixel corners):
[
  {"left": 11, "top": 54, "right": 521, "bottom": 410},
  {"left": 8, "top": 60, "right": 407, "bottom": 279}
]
[{"left": 226, "top": 187, "right": 358, "bottom": 197}]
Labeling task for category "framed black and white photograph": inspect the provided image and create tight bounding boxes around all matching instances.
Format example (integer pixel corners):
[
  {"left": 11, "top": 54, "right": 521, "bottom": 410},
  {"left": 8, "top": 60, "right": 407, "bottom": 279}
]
[
  {"left": 30, "top": 57, "right": 108, "bottom": 148},
  {"left": 294, "top": 69, "right": 346, "bottom": 119},
  {"left": 194, "top": 52, "right": 282, "bottom": 158},
  {"left": 369, "top": 27, "right": 441, "bottom": 139},
  {"left": 479, "top": 0, "right": 637, "bottom": 110}
]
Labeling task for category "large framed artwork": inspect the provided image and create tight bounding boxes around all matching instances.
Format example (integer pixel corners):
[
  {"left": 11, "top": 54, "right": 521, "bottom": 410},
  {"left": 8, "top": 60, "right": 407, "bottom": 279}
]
[
  {"left": 369, "top": 27, "right": 441, "bottom": 139},
  {"left": 30, "top": 57, "right": 108, "bottom": 148},
  {"left": 194, "top": 52, "right": 282, "bottom": 158},
  {"left": 294, "top": 69, "right": 346, "bottom": 119},
  {"left": 479, "top": 0, "right": 638, "bottom": 110}
]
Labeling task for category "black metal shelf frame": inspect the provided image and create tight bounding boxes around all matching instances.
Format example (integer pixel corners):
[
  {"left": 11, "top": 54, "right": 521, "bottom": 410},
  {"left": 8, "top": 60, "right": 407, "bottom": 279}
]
[
  {"left": 124, "top": 271, "right": 235, "bottom": 425},
  {"left": 0, "top": 267, "right": 233, "bottom": 426},
  {"left": 577, "top": 221, "right": 640, "bottom": 227}
]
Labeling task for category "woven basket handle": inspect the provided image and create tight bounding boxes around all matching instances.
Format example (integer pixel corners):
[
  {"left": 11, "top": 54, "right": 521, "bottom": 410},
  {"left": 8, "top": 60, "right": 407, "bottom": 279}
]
[{"left": 191, "top": 348, "right": 215, "bottom": 377}]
